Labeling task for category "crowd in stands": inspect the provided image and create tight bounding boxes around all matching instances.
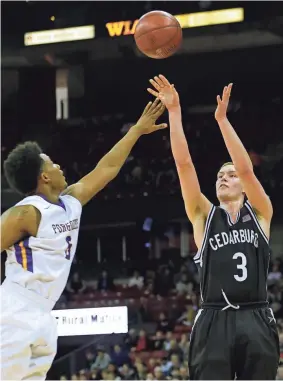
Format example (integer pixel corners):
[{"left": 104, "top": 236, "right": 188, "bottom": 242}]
[
  {"left": 2, "top": 95, "right": 283, "bottom": 207},
  {"left": 55, "top": 253, "right": 283, "bottom": 380}
]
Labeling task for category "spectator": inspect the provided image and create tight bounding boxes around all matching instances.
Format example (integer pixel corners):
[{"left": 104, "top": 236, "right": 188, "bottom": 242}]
[
  {"left": 168, "top": 353, "right": 181, "bottom": 374},
  {"left": 277, "top": 366, "right": 283, "bottom": 380},
  {"left": 176, "top": 273, "right": 193, "bottom": 295},
  {"left": 160, "top": 357, "right": 172, "bottom": 376},
  {"left": 147, "top": 358, "right": 157, "bottom": 373},
  {"left": 66, "top": 272, "right": 86, "bottom": 294},
  {"left": 139, "top": 297, "right": 151, "bottom": 322},
  {"left": 97, "top": 270, "right": 115, "bottom": 291},
  {"left": 146, "top": 372, "right": 154, "bottom": 380},
  {"left": 179, "top": 333, "right": 190, "bottom": 358},
  {"left": 107, "top": 363, "right": 120, "bottom": 379},
  {"left": 119, "top": 363, "right": 135, "bottom": 380},
  {"left": 151, "top": 330, "right": 164, "bottom": 350},
  {"left": 124, "top": 328, "right": 138, "bottom": 350},
  {"left": 156, "top": 312, "right": 173, "bottom": 334},
  {"left": 163, "top": 331, "right": 173, "bottom": 351},
  {"left": 128, "top": 270, "right": 144, "bottom": 289},
  {"left": 90, "top": 348, "right": 111, "bottom": 371},
  {"left": 153, "top": 366, "right": 164, "bottom": 380},
  {"left": 180, "top": 365, "right": 190, "bottom": 380},
  {"left": 177, "top": 301, "right": 197, "bottom": 327},
  {"left": 84, "top": 349, "right": 96, "bottom": 369},
  {"left": 155, "top": 267, "right": 174, "bottom": 296},
  {"left": 268, "top": 263, "right": 282, "bottom": 283},
  {"left": 168, "top": 341, "right": 183, "bottom": 360},
  {"left": 190, "top": 293, "right": 200, "bottom": 310},
  {"left": 89, "top": 370, "right": 98, "bottom": 380},
  {"left": 111, "top": 345, "right": 130, "bottom": 368},
  {"left": 133, "top": 329, "right": 150, "bottom": 352}
]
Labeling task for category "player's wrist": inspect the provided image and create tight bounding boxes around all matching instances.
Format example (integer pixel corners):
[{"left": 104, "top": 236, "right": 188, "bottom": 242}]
[
  {"left": 130, "top": 124, "right": 144, "bottom": 137},
  {"left": 216, "top": 115, "right": 228, "bottom": 123},
  {"left": 168, "top": 105, "right": 181, "bottom": 114}
]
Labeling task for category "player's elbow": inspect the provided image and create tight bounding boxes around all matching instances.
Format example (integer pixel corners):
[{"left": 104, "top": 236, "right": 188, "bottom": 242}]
[
  {"left": 234, "top": 164, "right": 254, "bottom": 177},
  {"left": 175, "top": 157, "right": 192, "bottom": 168}
]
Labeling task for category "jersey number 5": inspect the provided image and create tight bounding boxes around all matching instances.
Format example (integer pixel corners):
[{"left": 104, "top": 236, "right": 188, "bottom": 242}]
[
  {"left": 233, "top": 252, "right": 247, "bottom": 282},
  {"left": 65, "top": 236, "right": 72, "bottom": 260}
]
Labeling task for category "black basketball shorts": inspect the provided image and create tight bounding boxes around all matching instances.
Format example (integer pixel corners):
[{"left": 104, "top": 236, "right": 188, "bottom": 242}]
[{"left": 188, "top": 307, "right": 280, "bottom": 380}]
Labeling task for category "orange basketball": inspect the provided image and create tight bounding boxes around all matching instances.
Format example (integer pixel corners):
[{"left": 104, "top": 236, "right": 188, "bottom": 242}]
[{"left": 134, "top": 10, "right": 182, "bottom": 59}]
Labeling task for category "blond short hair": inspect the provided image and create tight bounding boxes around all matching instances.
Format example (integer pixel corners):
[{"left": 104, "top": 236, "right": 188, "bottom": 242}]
[{"left": 220, "top": 161, "right": 234, "bottom": 170}]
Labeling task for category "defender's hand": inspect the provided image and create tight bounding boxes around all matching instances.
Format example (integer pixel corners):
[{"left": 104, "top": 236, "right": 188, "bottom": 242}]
[
  {"left": 135, "top": 98, "right": 167, "bottom": 135},
  {"left": 147, "top": 75, "right": 180, "bottom": 111},
  {"left": 215, "top": 83, "right": 233, "bottom": 122}
]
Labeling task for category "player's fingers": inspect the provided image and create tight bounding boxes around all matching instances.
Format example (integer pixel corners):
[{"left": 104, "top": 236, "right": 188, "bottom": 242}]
[
  {"left": 151, "top": 97, "right": 161, "bottom": 108},
  {"left": 147, "top": 88, "right": 159, "bottom": 98},
  {"left": 149, "top": 79, "right": 161, "bottom": 91},
  {"left": 142, "top": 101, "right": 152, "bottom": 116},
  {"left": 159, "top": 75, "right": 171, "bottom": 87},
  {"left": 154, "top": 76, "right": 164, "bottom": 88},
  {"left": 151, "top": 103, "right": 165, "bottom": 118},
  {"left": 148, "top": 98, "right": 161, "bottom": 114},
  {"left": 222, "top": 86, "right": 227, "bottom": 99},
  {"left": 154, "top": 123, "right": 168, "bottom": 130},
  {"left": 227, "top": 83, "right": 233, "bottom": 96},
  {"left": 216, "top": 95, "right": 221, "bottom": 105},
  {"left": 151, "top": 100, "right": 164, "bottom": 114}
]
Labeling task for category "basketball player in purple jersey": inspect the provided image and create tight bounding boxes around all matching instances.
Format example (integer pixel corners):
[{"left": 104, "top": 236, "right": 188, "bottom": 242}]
[{"left": 0, "top": 99, "right": 166, "bottom": 380}]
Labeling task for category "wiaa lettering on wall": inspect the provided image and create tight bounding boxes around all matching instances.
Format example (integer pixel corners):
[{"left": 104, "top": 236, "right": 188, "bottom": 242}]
[{"left": 105, "top": 8, "right": 244, "bottom": 37}]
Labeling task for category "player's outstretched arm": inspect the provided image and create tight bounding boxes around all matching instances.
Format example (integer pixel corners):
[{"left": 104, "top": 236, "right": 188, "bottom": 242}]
[
  {"left": 1, "top": 205, "right": 40, "bottom": 252},
  {"left": 62, "top": 99, "right": 167, "bottom": 206},
  {"left": 147, "top": 75, "right": 212, "bottom": 224},
  {"left": 215, "top": 83, "right": 273, "bottom": 222}
]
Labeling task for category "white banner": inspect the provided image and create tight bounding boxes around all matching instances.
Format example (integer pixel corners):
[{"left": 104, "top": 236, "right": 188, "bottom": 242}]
[
  {"left": 51, "top": 306, "right": 128, "bottom": 336},
  {"left": 24, "top": 25, "right": 95, "bottom": 46}
]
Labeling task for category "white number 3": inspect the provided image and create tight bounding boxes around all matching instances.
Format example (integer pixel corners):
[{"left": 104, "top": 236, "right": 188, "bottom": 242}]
[{"left": 233, "top": 252, "right": 247, "bottom": 282}]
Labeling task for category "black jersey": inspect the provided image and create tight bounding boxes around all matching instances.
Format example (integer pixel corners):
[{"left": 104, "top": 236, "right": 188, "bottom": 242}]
[{"left": 194, "top": 200, "right": 270, "bottom": 306}]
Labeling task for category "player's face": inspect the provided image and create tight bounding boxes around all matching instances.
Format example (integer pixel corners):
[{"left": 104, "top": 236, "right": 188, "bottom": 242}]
[
  {"left": 216, "top": 164, "right": 243, "bottom": 201},
  {"left": 40, "top": 154, "right": 67, "bottom": 191}
]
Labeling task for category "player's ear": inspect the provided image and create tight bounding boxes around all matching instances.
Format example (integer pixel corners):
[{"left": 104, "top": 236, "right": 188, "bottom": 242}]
[{"left": 40, "top": 171, "right": 51, "bottom": 184}]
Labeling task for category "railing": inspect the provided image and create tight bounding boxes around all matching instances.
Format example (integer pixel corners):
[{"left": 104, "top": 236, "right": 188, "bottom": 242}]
[{"left": 47, "top": 333, "right": 126, "bottom": 379}]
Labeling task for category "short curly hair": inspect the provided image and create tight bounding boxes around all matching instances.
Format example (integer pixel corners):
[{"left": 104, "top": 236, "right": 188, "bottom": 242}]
[{"left": 3, "top": 141, "right": 43, "bottom": 195}]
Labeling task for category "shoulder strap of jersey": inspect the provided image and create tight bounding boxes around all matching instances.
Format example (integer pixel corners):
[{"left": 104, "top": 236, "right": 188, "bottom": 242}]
[
  {"left": 194, "top": 204, "right": 216, "bottom": 263},
  {"left": 60, "top": 194, "right": 82, "bottom": 213},
  {"left": 15, "top": 195, "right": 50, "bottom": 214},
  {"left": 244, "top": 200, "right": 269, "bottom": 245}
]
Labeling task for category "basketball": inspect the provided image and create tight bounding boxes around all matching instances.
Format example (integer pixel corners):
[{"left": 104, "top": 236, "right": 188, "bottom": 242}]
[{"left": 134, "top": 10, "right": 182, "bottom": 59}]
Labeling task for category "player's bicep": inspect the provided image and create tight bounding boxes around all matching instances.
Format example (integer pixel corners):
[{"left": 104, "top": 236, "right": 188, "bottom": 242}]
[
  {"left": 63, "top": 166, "right": 118, "bottom": 206},
  {"left": 0, "top": 206, "right": 40, "bottom": 252},
  {"left": 239, "top": 170, "right": 273, "bottom": 221},
  {"left": 177, "top": 164, "right": 212, "bottom": 222}
]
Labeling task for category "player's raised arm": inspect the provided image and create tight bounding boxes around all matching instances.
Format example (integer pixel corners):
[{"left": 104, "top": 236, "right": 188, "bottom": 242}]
[
  {"left": 147, "top": 75, "right": 212, "bottom": 224},
  {"left": 1, "top": 205, "right": 40, "bottom": 252},
  {"left": 215, "top": 84, "right": 273, "bottom": 222},
  {"left": 62, "top": 99, "right": 167, "bottom": 206}
]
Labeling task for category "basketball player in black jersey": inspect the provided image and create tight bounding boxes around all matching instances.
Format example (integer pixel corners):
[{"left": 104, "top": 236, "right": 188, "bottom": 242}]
[{"left": 148, "top": 76, "right": 279, "bottom": 380}]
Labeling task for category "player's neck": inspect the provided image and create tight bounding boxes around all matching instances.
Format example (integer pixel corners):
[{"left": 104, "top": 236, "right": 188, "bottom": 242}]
[
  {"left": 220, "top": 199, "right": 244, "bottom": 215},
  {"left": 35, "top": 188, "right": 61, "bottom": 204}
]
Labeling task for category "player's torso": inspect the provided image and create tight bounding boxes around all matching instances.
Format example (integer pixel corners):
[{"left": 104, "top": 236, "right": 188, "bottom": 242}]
[
  {"left": 194, "top": 201, "right": 270, "bottom": 304},
  {"left": 5, "top": 194, "right": 82, "bottom": 302}
]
